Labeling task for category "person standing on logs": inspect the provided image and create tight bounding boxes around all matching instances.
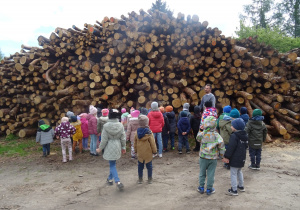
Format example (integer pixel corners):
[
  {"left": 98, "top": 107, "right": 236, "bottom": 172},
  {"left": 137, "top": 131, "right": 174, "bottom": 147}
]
[{"left": 199, "top": 84, "right": 216, "bottom": 112}]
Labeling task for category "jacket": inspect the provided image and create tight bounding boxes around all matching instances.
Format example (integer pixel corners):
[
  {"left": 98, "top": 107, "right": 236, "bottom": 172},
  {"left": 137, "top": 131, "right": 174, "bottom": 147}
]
[
  {"left": 165, "top": 111, "right": 176, "bottom": 133},
  {"left": 54, "top": 122, "right": 76, "bottom": 139},
  {"left": 201, "top": 107, "right": 218, "bottom": 126},
  {"left": 196, "top": 116, "right": 225, "bottom": 159},
  {"left": 121, "top": 112, "right": 130, "bottom": 130},
  {"left": 224, "top": 130, "right": 248, "bottom": 168},
  {"left": 245, "top": 116, "right": 267, "bottom": 149},
  {"left": 216, "top": 113, "right": 229, "bottom": 130},
  {"left": 126, "top": 117, "right": 139, "bottom": 143},
  {"left": 99, "top": 119, "right": 126, "bottom": 161},
  {"left": 219, "top": 115, "right": 232, "bottom": 145},
  {"left": 80, "top": 118, "right": 89, "bottom": 138},
  {"left": 70, "top": 120, "right": 83, "bottom": 141},
  {"left": 134, "top": 128, "right": 157, "bottom": 163},
  {"left": 190, "top": 113, "right": 201, "bottom": 132},
  {"left": 97, "top": 116, "right": 108, "bottom": 133},
  {"left": 148, "top": 111, "right": 164, "bottom": 133},
  {"left": 86, "top": 114, "right": 98, "bottom": 135},
  {"left": 36, "top": 124, "right": 55, "bottom": 145},
  {"left": 162, "top": 114, "right": 170, "bottom": 135},
  {"left": 177, "top": 117, "right": 191, "bottom": 135},
  {"left": 178, "top": 110, "right": 192, "bottom": 121},
  {"left": 240, "top": 114, "right": 250, "bottom": 124}
]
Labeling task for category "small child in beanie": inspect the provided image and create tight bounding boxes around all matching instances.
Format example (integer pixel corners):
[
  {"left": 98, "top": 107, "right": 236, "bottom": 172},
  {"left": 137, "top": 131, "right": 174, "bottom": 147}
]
[
  {"left": 36, "top": 120, "right": 55, "bottom": 157},
  {"left": 178, "top": 103, "right": 191, "bottom": 120},
  {"left": 79, "top": 113, "right": 89, "bottom": 151},
  {"left": 159, "top": 106, "right": 170, "bottom": 152},
  {"left": 126, "top": 110, "right": 140, "bottom": 159},
  {"left": 200, "top": 101, "right": 218, "bottom": 129},
  {"left": 121, "top": 108, "right": 130, "bottom": 132},
  {"left": 70, "top": 116, "right": 83, "bottom": 154},
  {"left": 245, "top": 109, "right": 267, "bottom": 170},
  {"left": 177, "top": 111, "right": 191, "bottom": 154},
  {"left": 240, "top": 107, "right": 249, "bottom": 124},
  {"left": 216, "top": 105, "right": 231, "bottom": 130},
  {"left": 134, "top": 115, "right": 157, "bottom": 184},
  {"left": 223, "top": 118, "right": 248, "bottom": 196}
]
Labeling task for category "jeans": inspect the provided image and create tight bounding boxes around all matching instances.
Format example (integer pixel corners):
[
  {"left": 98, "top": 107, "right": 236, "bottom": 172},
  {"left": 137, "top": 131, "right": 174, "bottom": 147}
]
[
  {"left": 249, "top": 147, "right": 262, "bottom": 165},
  {"left": 178, "top": 134, "right": 190, "bottom": 151},
  {"left": 138, "top": 161, "right": 152, "bottom": 178},
  {"left": 162, "top": 133, "right": 169, "bottom": 149},
  {"left": 153, "top": 132, "right": 162, "bottom": 155},
  {"left": 199, "top": 158, "right": 217, "bottom": 189},
  {"left": 108, "top": 160, "right": 120, "bottom": 183},
  {"left": 42, "top": 143, "right": 50, "bottom": 155},
  {"left": 230, "top": 167, "right": 244, "bottom": 191},
  {"left": 90, "top": 134, "right": 97, "bottom": 154},
  {"left": 169, "top": 132, "right": 175, "bottom": 148},
  {"left": 82, "top": 137, "right": 88, "bottom": 149}
]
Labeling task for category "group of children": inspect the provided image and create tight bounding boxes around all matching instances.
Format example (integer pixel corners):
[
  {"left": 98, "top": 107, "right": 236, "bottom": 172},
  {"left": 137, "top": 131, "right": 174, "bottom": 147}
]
[{"left": 35, "top": 101, "right": 267, "bottom": 194}]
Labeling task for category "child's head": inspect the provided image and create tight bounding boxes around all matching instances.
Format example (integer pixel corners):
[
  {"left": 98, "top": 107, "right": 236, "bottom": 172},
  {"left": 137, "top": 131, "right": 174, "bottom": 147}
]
[
  {"left": 252, "top": 109, "right": 262, "bottom": 117},
  {"left": 223, "top": 105, "right": 232, "bottom": 114},
  {"left": 140, "top": 107, "right": 148, "bottom": 116},
  {"left": 131, "top": 110, "right": 140, "bottom": 118},
  {"left": 151, "top": 101, "right": 159, "bottom": 111},
  {"left": 230, "top": 108, "right": 240, "bottom": 119},
  {"left": 138, "top": 115, "right": 149, "bottom": 128},
  {"left": 79, "top": 113, "right": 87, "bottom": 119},
  {"left": 108, "top": 109, "right": 121, "bottom": 119},
  {"left": 71, "top": 116, "right": 77, "bottom": 122},
  {"left": 240, "top": 107, "right": 248, "bottom": 115},
  {"left": 121, "top": 108, "right": 126, "bottom": 113},
  {"left": 38, "top": 120, "right": 45, "bottom": 127},
  {"left": 102, "top": 108, "right": 109, "bottom": 117},
  {"left": 66, "top": 111, "right": 74, "bottom": 118},
  {"left": 231, "top": 118, "right": 245, "bottom": 131},
  {"left": 203, "top": 116, "right": 217, "bottom": 130},
  {"left": 165, "top": 105, "right": 173, "bottom": 112},
  {"left": 181, "top": 111, "right": 188, "bottom": 118},
  {"left": 194, "top": 106, "right": 201, "bottom": 114},
  {"left": 204, "top": 101, "right": 213, "bottom": 109},
  {"left": 89, "top": 105, "right": 97, "bottom": 116},
  {"left": 183, "top": 103, "right": 190, "bottom": 111},
  {"left": 61, "top": 117, "right": 69, "bottom": 123},
  {"left": 159, "top": 106, "right": 165, "bottom": 113}
]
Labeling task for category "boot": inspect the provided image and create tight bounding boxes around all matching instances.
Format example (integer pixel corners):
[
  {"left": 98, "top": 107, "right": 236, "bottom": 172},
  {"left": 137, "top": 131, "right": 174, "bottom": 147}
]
[
  {"left": 138, "top": 177, "right": 143, "bottom": 184},
  {"left": 43, "top": 151, "right": 47, "bottom": 157},
  {"left": 148, "top": 177, "right": 153, "bottom": 184}
]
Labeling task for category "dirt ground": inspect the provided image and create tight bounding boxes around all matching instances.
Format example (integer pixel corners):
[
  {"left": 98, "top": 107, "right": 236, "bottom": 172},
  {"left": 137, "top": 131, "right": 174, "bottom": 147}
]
[{"left": 0, "top": 140, "right": 300, "bottom": 210}]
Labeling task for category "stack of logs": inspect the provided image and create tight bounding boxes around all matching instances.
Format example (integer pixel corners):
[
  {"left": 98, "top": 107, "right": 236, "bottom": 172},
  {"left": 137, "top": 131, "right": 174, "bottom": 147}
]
[{"left": 0, "top": 9, "right": 299, "bottom": 140}]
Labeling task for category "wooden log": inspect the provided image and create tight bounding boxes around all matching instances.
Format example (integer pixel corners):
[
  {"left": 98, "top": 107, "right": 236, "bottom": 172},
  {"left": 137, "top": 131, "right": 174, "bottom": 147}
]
[
  {"left": 252, "top": 98, "right": 274, "bottom": 114},
  {"left": 270, "top": 118, "right": 287, "bottom": 135},
  {"left": 19, "top": 128, "right": 38, "bottom": 138}
]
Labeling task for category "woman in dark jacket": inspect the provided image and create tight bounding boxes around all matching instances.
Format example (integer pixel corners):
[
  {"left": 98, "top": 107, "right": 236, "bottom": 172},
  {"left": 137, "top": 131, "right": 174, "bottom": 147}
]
[
  {"left": 190, "top": 106, "right": 202, "bottom": 151},
  {"left": 165, "top": 105, "right": 176, "bottom": 150}
]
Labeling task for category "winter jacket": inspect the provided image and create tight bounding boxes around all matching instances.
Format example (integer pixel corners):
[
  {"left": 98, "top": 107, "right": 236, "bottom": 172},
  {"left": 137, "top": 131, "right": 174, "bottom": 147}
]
[
  {"left": 97, "top": 116, "right": 108, "bottom": 133},
  {"left": 245, "top": 116, "right": 267, "bottom": 149},
  {"left": 36, "top": 124, "right": 55, "bottom": 145},
  {"left": 216, "top": 113, "right": 229, "bottom": 130},
  {"left": 196, "top": 116, "right": 225, "bottom": 159},
  {"left": 224, "top": 130, "right": 248, "bottom": 168},
  {"left": 199, "top": 93, "right": 216, "bottom": 112},
  {"left": 201, "top": 107, "right": 218, "bottom": 126},
  {"left": 177, "top": 117, "right": 191, "bottom": 136},
  {"left": 134, "top": 128, "right": 157, "bottom": 163},
  {"left": 190, "top": 113, "right": 201, "bottom": 132},
  {"left": 99, "top": 119, "right": 126, "bottom": 161},
  {"left": 240, "top": 114, "right": 250, "bottom": 124},
  {"left": 219, "top": 115, "right": 232, "bottom": 145},
  {"left": 54, "top": 122, "right": 76, "bottom": 139},
  {"left": 162, "top": 114, "right": 170, "bottom": 135},
  {"left": 165, "top": 111, "right": 176, "bottom": 133},
  {"left": 148, "top": 111, "right": 164, "bottom": 133},
  {"left": 126, "top": 117, "right": 139, "bottom": 143},
  {"left": 80, "top": 118, "right": 89, "bottom": 138},
  {"left": 121, "top": 112, "right": 130, "bottom": 130},
  {"left": 70, "top": 120, "right": 83, "bottom": 141},
  {"left": 86, "top": 114, "right": 98, "bottom": 135}
]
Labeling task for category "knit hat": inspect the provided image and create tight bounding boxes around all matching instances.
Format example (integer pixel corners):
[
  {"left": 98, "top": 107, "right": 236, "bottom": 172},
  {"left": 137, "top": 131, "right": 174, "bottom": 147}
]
[
  {"left": 89, "top": 105, "right": 97, "bottom": 115},
  {"left": 231, "top": 118, "right": 245, "bottom": 131},
  {"left": 240, "top": 107, "right": 248, "bottom": 115},
  {"left": 223, "top": 105, "right": 232, "bottom": 113},
  {"left": 183, "top": 103, "right": 190, "bottom": 111},
  {"left": 194, "top": 106, "right": 201, "bottom": 114},
  {"left": 138, "top": 115, "right": 149, "bottom": 128},
  {"left": 96, "top": 108, "right": 102, "bottom": 117},
  {"left": 130, "top": 107, "right": 135, "bottom": 114},
  {"left": 71, "top": 116, "right": 77, "bottom": 122},
  {"left": 151, "top": 102, "right": 159, "bottom": 111},
  {"left": 121, "top": 108, "right": 126, "bottom": 113},
  {"left": 230, "top": 108, "right": 240, "bottom": 118},
  {"left": 38, "top": 120, "right": 45, "bottom": 126},
  {"left": 204, "top": 101, "right": 213, "bottom": 108},
  {"left": 101, "top": 109, "right": 109, "bottom": 117},
  {"left": 66, "top": 111, "right": 74, "bottom": 118},
  {"left": 140, "top": 107, "right": 148, "bottom": 116},
  {"left": 165, "top": 105, "right": 173, "bottom": 112},
  {"left": 131, "top": 110, "right": 140, "bottom": 118},
  {"left": 79, "top": 113, "right": 87, "bottom": 119},
  {"left": 252, "top": 109, "right": 262, "bottom": 117},
  {"left": 159, "top": 106, "right": 165, "bottom": 113},
  {"left": 61, "top": 117, "right": 69, "bottom": 123},
  {"left": 108, "top": 109, "right": 121, "bottom": 119},
  {"left": 181, "top": 111, "right": 188, "bottom": 118}
]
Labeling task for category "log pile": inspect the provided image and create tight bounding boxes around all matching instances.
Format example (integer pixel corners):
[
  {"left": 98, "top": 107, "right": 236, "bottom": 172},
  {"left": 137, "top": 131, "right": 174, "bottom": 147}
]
[{"left": 0, "top": 9, "right": 299, "bottom": 139}]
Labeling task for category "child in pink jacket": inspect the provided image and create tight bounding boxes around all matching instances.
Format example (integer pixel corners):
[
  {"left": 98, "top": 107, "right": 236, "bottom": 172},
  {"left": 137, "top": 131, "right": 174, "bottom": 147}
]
[
  {"left": 126, "top": 110, "right": 140, "bottom": 159},
  {"left": 79, "top": 113, "right": 89, "bottom": 151}
]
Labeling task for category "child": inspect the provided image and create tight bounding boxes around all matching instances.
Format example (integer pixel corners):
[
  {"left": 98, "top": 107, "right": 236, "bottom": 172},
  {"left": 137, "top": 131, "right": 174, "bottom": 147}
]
[
  {"left": 245, "top": 109, "right": 267, "bottom": 170},
  {"left": 55, "top": 117, "right": 76, "bottom": 163},
  {"left": 196, "top": 116, "right": 225, "bottom": 195},
  {"left": 165, "top": 105, "right": 176, "bottom": 150},
  {"left": 178, "top": 103, "right": 191, "bottom": 120},
  {"left": 86, "top": 105, "right": 99, "bottom": 156},
  {"left": 190, "top": 106, "right": 202, "bottom": 152},
  {"left": 126, "top": 110, "right": 140, "bottom": 159},
  {"left": 177, "top": 111, "right": 191, "bottom": 154},
  {"left": 79, "top": 113, "right": 89, "bottom": 151},
  {"left": 134, "top": 115, "right": 157, "bottom": 184},
  {"left": 139, "top": 107, "right": 149, "bottom": 116},
  {"left": 240, "top": 107, "right": 250, "bottom": 124},
  {"left": 216, "top": 105, "right": 231, "bottom": 130},
  {"left": 36, "top": 120, "right": 55, "bottom": 157},
  {"left": 222, "top": 118, "right": 248, "bottom": 196},
  {"left": 200, "top": 101, "right": 218, "bottom": 129},
  {"left": 70, "top": 116, "right": 83, "bottom": 154},
  {"left": 121, "top": 108, "right": 129, "bottom": 132},
  {"left": 97, "top": 109, "right": 109, "bottom": 143},
  {"left": 159, "top": 106, "right": 170, "bottom": 152},
  {"left": 96, "top": 109, "right": 126, "bottom": 191}
]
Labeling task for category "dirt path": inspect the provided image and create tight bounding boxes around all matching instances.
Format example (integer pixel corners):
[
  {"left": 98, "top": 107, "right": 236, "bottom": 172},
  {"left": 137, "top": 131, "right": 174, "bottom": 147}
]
[{"left": 1, "top": 142, "right": 300, "bottom": 210}]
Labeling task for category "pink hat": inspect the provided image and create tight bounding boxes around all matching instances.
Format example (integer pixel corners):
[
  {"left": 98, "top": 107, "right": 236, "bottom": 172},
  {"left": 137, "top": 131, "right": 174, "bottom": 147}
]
[
  {"left": 102, "top": 109, "right": 109, "bottom": 117},
  {"left": 121, "top": 108, "right": 126, "bottom": 113},
  {"left": 89, "top": 105, "right": 97, "bottom": 115},
  {"left": 131, "top": 110, "right": 140, "bottom": 118},
  {"left": 79, "top": 113, "right": 88, "bottom": 118}
]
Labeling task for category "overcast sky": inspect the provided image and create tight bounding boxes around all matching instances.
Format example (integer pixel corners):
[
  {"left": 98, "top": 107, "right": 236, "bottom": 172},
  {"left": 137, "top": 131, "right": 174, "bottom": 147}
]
[{"left": 0, "top": 0, "right": 252, "bottom": 56}]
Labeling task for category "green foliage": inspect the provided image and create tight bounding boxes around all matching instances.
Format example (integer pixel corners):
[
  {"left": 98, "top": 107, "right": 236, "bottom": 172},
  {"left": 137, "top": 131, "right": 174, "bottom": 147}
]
[
  {"left": 235, "top": 21, "right": 300, "bottom": 52},
  {"left": 150, "top": 0, "right": 173, "bottom": 17},
  {"left": 5, "top": 134, "right": 19, "bottom": 141}
]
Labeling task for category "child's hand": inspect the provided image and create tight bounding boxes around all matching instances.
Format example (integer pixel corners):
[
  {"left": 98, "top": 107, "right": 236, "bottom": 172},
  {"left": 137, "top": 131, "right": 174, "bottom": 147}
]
[
  {"left": 96, "top": 148, "right": 101, "bottom": 153},
  {"left": 222, "top": 158, "right": 229, "bottom": 163},
  {"left": 121, "top": 149, "right": 126, "bottom": 154},
  {"left": 200, "top": 125, "right": 204, "bottom": 130},
  {"left": 56, "top": 136, "right": 59, "bottom": 139}
]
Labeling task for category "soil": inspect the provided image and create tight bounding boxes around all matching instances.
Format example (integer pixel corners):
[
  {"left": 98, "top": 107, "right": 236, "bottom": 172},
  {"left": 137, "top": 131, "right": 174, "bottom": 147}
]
[{"left": 0, "top": 140, "right": 300, "bottom": 210}]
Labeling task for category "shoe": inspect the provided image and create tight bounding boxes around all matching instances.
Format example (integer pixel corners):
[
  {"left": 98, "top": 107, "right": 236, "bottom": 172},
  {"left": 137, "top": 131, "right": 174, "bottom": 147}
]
[
  {"left": 158, "top": 154, "right": 162, "bottom": 158},
  {"left": 148, "top": 177, "right": 152, "bottom": 184},
  {"left": 193, "top": 148, "right": 199, "bottom": 152},
  {"left": 227, "top": 188, "right": 238, "bottom": 196},
  {"left": 163, "top": 149, "right": 168, "bottom": 152},
  {"left": 90, "top": 152, "right": 94, "bottom": 156},
  {"left": 206, "top": 188, "right": 215, "bottom": 195},
  {"left": 186, "top": 149, "right": 191, "bottom": 154},
  {"left": 94, "top": 153, "right": 99, "bottom": 156},
  {"left": 237, "top": 186, "right": 245, "bottom": 192},
  {"left": 117, "top": 182, "right": 124, "bottom": 191},
  {"left": 131, "top": 156, "right": 136, "bottom": 159},
  {"left": 106, "top": 179, "right": 113, "bottom": 185},
  {"left": 153, "top": 154, "right": 158, "bottom": 158},
  {"left": 248, "top": 164, "right": 256, "bottom": 170},
  {"left": 178, "top": 150, "right": 182, "bottom": 154},
  {"left": 256, "top": 164, "right": 260, "bottom": 170},
  {"left": 171, "top": 147, "right": 175, "bottom": 150},
  {"left": 47, "top": 151, "right": 50, "bottom": 155},
  {"left": 197, "top": 186, "right": 205, "bottom": 194},
  {"left": 138, "top": 178, "right": 143, "bottom": 184}
]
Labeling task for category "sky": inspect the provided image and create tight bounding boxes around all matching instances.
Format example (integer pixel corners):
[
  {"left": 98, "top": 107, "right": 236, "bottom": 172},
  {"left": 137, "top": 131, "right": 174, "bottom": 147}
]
[{"left": 0, "top": 0, "right": 252, "bottom": 57}]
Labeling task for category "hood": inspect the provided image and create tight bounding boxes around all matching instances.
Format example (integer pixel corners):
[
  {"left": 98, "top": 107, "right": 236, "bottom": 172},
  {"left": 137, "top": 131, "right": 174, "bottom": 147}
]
[
  {"left": 251, "top": 116, "right": 264, "bottom": 121},
  {"left": 86, "top": 114, "right": 95, "bottom": 120},
  {"left": 137, "top": 127, "right": 152, "bottom": 139},
  {"left": 165, "top": 111, "right": 175, "bottom": 119},
  {"left": 219, "top": 117, "right": 231, "bottom": 127},
  {"left": 39, "top": 124, "right": 51, "bottom": 132},
  {"left": 80, "top": 118, "right": 88, "bottom": 124},
  {"left": 150, "top": 111, "right": 162, "bottom": 118},
  {"left": 223, "top": 115, "right": 232, "bottom": 121},
  {"left": 248, "top": 118, "right": 265, "bottom": 129},
  {"left": 241, "top": 114, "right": 250, "bottom": 121},
  {"left": 71, "top": 120, "right": 81, "bottom": 127},
  {"left": 203, "top": 116, "right": 217, "bottom": 132},
  {"left": 233, "top": 130, "right": 248, "bottom": 142},
  {"left": 104, "top": 119, "right": 124, "bottom": 135},
  {"left": 99, "top": 116, "right": 109, "bottom": 121},
  {"left": 121, "top": 112, "right": 129, "bottom": 118}
]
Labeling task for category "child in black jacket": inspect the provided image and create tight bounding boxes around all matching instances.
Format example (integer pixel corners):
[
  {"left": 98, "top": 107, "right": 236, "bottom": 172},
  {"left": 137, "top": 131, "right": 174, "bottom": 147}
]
[{"left": 223, "top": 118, "right": 248, "bottom": 196}]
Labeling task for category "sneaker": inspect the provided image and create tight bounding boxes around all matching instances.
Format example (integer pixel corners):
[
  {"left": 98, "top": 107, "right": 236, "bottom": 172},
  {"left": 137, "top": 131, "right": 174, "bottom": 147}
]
[
  {"left": 117, "top": 182, "right": 124, "bottom": 191},
  {"left": 256, "top": 164, "right": 260, "bottom": 170},
  {"left": 206, "top": 188, "right": 215, "bottom": 195},
  {"left": 248, "top": 164, "right": 256, "bottom": 170},
  {"left": 197, "top": 186, "right": 205, "bottom": 194},
  {"left": 171, "top": 147, "right": 175, "bottom": 150},
  {"left": 131, "top": 156, "right": 136, "bottom": 159},
  {"left": 186, "top": 149, "right": 191, "bottom": 154},
  {"left": 178, "top": 150, "right": 182, "bottom": 154},
  {"left": 106, "top": 179, "right": 113, "bottom": 185},
  {"left": 148, "top": 177, "right": 152, "bottom": 184},
  {"left": 138, "top": 178, "right": 143, "bottom": 184},
  {"left": 237, "top": 186, "right": 245, "bottom": 192},
  {"left": 227, "top": 188, "right": 238, "bottom": 196},
  {"left": 153, "top": 154, "right": 158, "bottom": 158},
  {"left": 163, "top": 148, "right": 168, "bottom": 152},
  {"left": 158, "top": 154, "right": 162, "bottom": 158}
]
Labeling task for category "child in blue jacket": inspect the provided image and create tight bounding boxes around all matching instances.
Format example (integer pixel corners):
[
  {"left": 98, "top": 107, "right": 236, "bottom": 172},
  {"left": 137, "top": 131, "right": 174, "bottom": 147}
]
[{"left": 177, "top": 111, "right": 191, "bottom": 154}]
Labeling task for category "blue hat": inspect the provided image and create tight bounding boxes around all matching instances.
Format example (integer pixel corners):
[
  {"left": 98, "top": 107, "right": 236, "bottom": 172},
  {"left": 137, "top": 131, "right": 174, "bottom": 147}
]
[
  {"left": 240, "top": 107, "right": 248, "bottom": 115},
  {"left": 181, "top": 111, "right": 188, "bottom": 117},
  {"left": 223, "top": 105, "right": 232, "bottom": 113},
  {"left": 231, "top": 118, "right": 245, "bottom": 130},
  {"left": 230, "top": 108, "right": 240, "bottom": 118}
]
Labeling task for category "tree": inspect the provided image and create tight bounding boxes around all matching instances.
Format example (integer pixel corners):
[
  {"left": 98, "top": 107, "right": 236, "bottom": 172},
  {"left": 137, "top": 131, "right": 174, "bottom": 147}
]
[{"left": 150, "top": 0, "right": 173, "bottom": 17}]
